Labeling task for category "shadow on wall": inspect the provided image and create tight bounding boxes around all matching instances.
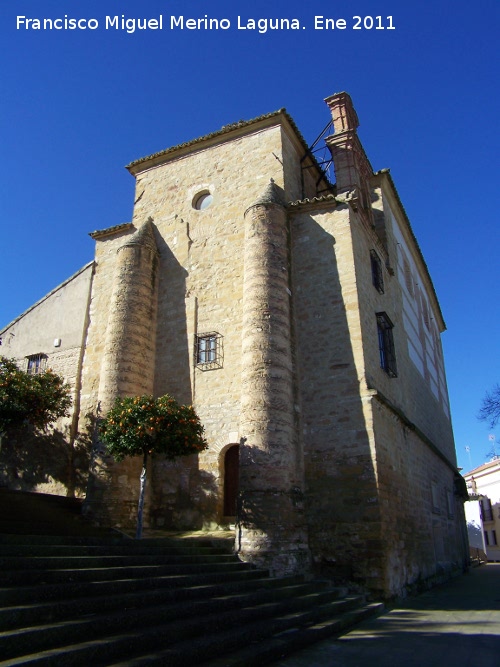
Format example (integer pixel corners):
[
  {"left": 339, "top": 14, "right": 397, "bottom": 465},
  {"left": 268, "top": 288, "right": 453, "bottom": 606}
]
[
  {"left": 84, "top": 395, "right": 219, "bottom": 533},
  {"left": 290, "top": 208, "right": 381, "bottom": 586},
  {"left": 0, "top": 425, "right": 91, "bottom": 498},
  {"left": 149, "top": 453, "right": 219, "bottom": 531},
  {"left": 148, "top": 224, "right": 220, "bottom": 530},
  {"left": 467, "top": 519, "right": 484, "bottom": 548},
  {"left": 153, "top": 225, "right": 192, "bottom": 405},
  {"left": 234, "top": 442, "right": 308, "bottom": 545}
]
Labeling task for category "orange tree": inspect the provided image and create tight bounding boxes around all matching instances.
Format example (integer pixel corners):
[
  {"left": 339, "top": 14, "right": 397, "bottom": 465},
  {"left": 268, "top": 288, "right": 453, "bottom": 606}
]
[
  {"left": 98, "top": 394, "right": 208, "bottom": 538},
  {"left": 0, "top": 356, "right": 72, "bottom": 437}
]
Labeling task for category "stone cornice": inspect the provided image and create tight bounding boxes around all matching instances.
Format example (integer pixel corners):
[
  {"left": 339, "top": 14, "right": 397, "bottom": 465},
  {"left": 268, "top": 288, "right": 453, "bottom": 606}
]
[
  {"left": 126, "top": 109, "right": 325, "bottom": 182},
  {"left": 89, "top": 223, "right": 134, "bottom": 240},
  {"left": 0, "top": 262, "right": 95, "bottom": 334},
  {"left": 287, "top": 193, "right": 340, "bottom": 213},
  {"left": 127, "top": 110, "right": 285, "bottom": 173},
  {"left": 369, "top": 384, "right": 460, "bottom": 477}
]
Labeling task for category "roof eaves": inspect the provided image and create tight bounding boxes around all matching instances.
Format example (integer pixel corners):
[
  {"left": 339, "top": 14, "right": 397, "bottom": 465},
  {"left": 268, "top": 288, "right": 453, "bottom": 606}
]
[
  {"left": 463, "top": 459, "right": 500, "bottom": 477},
  {"left": 126, "top": 109, "right": 287, "bottom": 172},
  {"left": 374, "top": 168, "right": 446, "bottom": 330},
  {"left": 287, "top": 193, "right": 339, "bottom": 211},
  {"left": 125, "top": 108, "right": 327, "bottom": 182},
  {"left": 0, "top": 262, "right": 95, "bottom": 334},
  {"left": 89, "top": 222, "right": 134, "bottom": 240}
]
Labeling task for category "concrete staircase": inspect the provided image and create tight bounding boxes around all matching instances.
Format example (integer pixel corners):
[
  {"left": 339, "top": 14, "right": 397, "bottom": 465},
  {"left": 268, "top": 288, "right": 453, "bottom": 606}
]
[{"left": 0, "top": 492, "right": 383, "bottom": 666}]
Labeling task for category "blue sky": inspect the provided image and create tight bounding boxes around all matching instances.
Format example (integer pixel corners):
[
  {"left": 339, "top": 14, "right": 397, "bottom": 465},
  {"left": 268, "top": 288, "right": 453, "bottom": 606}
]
[{"left": 1, "top": 0, "right": 499, "bottom": 472}]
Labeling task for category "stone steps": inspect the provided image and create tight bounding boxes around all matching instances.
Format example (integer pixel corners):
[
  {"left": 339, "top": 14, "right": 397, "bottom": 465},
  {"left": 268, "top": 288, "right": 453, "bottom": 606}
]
[
  {"left": 105, "top": 599, "right": 381, "bottom": 667},
  {"left": 0, "top": 577, "right": 308, "bottom": 632},
  {"left": 197, "top": 603, "right": 384, "bottom": 667},
  {"left": 0, "top": 543, "right": 225, "bottom": 556},
  {"left": 0, "top": 552, "right": 238, "bottom": 569},
  {"left": 0, "top": 533, "right": 383, "bottom": 666}
]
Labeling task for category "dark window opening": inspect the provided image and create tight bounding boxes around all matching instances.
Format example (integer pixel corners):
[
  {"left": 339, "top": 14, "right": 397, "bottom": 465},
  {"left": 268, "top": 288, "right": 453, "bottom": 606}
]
[
  {"left": 480, "top": 497, "right": 494, "bottom": 522},
  {"left": 376, "top": 312, "right": 397, "bottom": 378},
  {"left": 370, "top": 250, "right": 384, "bottom": 294}
]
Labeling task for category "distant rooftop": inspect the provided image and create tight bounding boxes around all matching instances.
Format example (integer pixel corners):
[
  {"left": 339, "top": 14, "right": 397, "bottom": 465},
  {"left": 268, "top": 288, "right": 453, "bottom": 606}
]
[{"left": 463, "top": 458, "right": 500, "bottom": 477}]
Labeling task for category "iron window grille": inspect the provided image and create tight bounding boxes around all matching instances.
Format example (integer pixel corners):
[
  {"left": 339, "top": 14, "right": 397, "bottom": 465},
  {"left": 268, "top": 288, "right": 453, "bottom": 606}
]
[
  {"left": 370, "top": 250, "right": 384, "bottom": 294},
  {"left": 376, "top": 313, "right": 397, "bottom": 377},
  {"left": 195, "top": 332, "right": 223, "bottom": 370},
  {"left": 26, "top": 353, "right": 47, "bottom": 375}
]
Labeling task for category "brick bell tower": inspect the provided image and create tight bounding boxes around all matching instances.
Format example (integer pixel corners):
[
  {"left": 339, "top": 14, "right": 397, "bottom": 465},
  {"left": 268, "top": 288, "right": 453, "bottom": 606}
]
[{"left": 324, "top": 91, "right": 374, "bottom": 224}]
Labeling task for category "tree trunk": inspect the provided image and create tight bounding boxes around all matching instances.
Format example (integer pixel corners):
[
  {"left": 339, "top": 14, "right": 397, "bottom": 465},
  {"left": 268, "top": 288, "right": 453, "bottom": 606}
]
[{"left": 136, "top": 450, "right": 148, "bottom": 539}]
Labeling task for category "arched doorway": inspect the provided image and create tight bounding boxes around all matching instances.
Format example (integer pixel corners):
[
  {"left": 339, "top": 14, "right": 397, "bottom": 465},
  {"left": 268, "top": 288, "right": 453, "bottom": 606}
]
[{"left": 223, "top": 445, "right": 239, "bottom": 517}]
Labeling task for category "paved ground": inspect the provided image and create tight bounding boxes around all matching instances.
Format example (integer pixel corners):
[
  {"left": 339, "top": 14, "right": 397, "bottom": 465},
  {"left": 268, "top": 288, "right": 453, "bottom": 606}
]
[{"left": 273, "top": 563, "right": 500, "bottom": 667}]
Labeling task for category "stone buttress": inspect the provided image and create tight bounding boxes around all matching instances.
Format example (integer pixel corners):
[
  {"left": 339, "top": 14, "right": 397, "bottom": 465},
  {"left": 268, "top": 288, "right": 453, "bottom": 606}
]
[
  {"left": 237, "top": 181, "right": 309, "bottom": 575},
  {"left": 84, "top": 219, "right": 159, "bottom": 527}
]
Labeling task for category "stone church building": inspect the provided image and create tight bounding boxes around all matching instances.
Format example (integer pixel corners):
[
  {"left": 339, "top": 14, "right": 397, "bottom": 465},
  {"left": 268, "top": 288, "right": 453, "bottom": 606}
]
[{"left": 0, "top": 92, "right": 468, "bottom": 597}]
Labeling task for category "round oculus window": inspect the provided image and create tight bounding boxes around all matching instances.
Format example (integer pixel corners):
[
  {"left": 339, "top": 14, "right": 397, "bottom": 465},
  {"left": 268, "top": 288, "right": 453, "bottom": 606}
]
[{"left": 193, "top": 191, "right": 213, "bottom": 210}]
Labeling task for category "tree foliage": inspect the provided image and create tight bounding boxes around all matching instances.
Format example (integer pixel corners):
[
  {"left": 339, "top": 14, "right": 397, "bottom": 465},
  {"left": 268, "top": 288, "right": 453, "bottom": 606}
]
[
  {"left": 478, "top": 384, "right": 500, "bottom": 429},
  {"left": 98, "top": 394, "right": 208, "bottom": 539},
  {"left": 0, "top": 356, "right": 72, "bottom": 435},
  {"left": 98, "top": 394, "right": 208, "bottom": 461}
]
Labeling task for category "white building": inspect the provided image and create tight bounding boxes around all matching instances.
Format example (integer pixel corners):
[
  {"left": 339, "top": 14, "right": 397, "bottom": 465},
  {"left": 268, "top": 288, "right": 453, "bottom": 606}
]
[{"left": 463, "top": 459, "right": 500, "bottom": 562}]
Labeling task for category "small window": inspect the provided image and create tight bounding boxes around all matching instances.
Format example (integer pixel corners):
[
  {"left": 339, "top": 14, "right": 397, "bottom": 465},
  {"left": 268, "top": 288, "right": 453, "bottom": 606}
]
[
  {"left": 431, "top": 482, "right": 440, "bottom": 513},
  {"left": 376, "top": 313, "right": 397, "bottom": 377},
  {"left": 193, "top": 191, "right": 213, "bottom": 211},
  {"left": 492, "top": 530, "right": 498, "bottom": 546},
  {"left": 480, "top": 497, "right": 494, "bottom": 522},
  {"left": 370, "top": 250, "right": 384, "bottom": 294},
  {"left": 195, "top": 332, "right": 223, "bottom": 370},
  {"left": 26, "top": 353, "right": 47, "bottom": 375},
  {"left": 403, "top": 256, "right": 414, "bottom": 297},
  {"left": 484, "top": 531, "right": 490, "bottom": 546}
]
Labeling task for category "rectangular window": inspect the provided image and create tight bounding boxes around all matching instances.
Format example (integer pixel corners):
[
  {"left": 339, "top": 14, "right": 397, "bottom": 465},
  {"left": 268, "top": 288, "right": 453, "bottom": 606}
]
[
  {"left": 195, "top": 332, "right": 223, "bottom": 370},
  {"left": 370, "top": 250, "right": 384, "bottom": 294},
  {"left": 376, "top": 312, "right": 397, "bottom": 377},
  {"left": 198, "top": 335, "right": 216, "bottom": 364},
  {"left": 484, "top": 531, "right": 490, "bottom": 546},
  {"left": 26, "top": 354, "right": 47, "bottom": 375},
  {"left": 480, "top": 497, "right": 494, "bottom": 522},
  {"left": 492, "top": 530, "right": 498, "bottom": 546}
]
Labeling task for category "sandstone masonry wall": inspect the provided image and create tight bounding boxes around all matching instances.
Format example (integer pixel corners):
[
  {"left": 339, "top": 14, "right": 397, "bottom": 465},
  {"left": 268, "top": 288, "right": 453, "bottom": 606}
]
[
  {"left": 0, "top": 263, "right": 94, "bottom": 496},
  {"left": 290, "top": 201, "right": 383, "bottom": 586}
]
